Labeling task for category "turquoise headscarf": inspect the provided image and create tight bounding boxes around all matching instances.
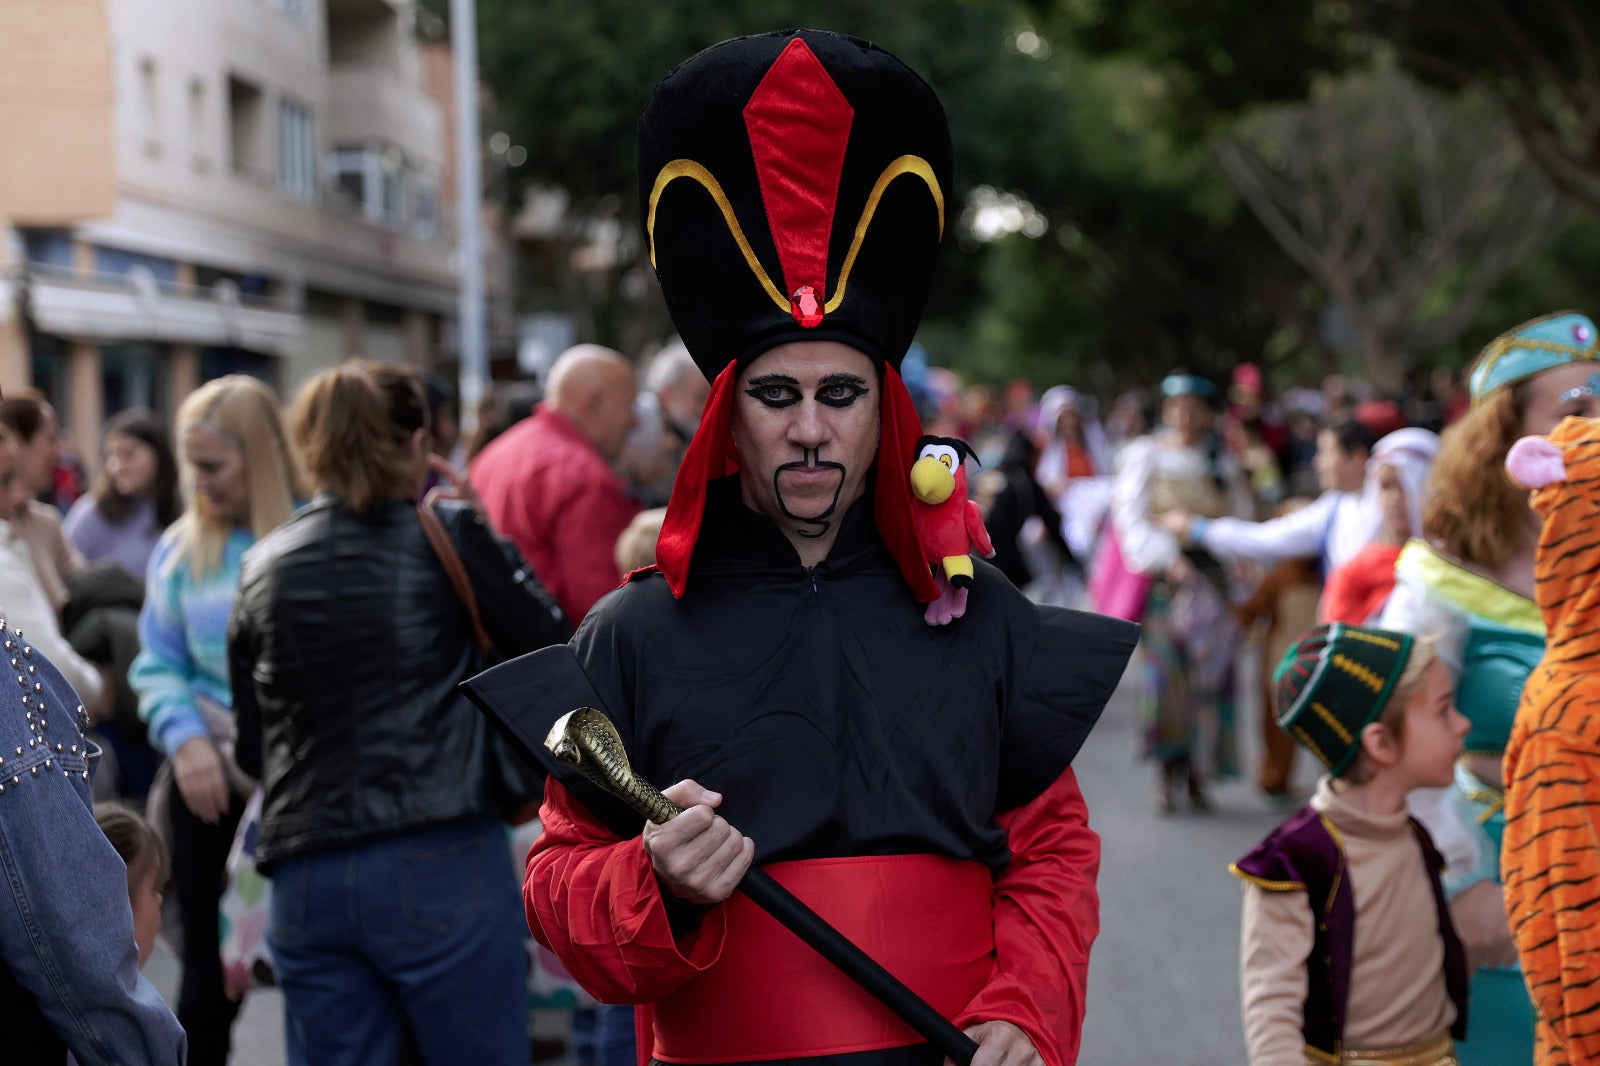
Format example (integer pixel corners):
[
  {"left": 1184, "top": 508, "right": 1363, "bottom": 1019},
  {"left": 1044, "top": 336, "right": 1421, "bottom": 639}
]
[{"left": 1469, "top": 311, "right": 1599, "bottom": 403}]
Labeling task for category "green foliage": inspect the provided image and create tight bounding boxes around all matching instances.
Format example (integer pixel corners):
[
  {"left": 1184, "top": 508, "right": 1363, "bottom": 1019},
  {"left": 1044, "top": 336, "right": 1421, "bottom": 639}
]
[{"left": 438, "top": 0, "right": 1600, "bottom": 392}]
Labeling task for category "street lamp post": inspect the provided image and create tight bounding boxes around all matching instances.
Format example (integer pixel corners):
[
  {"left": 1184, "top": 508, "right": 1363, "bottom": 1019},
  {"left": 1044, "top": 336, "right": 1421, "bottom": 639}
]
[{"left": 451, "top": 0, "right": 486, "bottom": 434}]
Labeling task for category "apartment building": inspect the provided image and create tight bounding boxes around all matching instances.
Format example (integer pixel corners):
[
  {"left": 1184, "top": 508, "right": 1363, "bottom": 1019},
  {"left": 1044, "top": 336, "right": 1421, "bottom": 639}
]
[{"left": 0, "top": 0, "right": 485, "bottom": 464}]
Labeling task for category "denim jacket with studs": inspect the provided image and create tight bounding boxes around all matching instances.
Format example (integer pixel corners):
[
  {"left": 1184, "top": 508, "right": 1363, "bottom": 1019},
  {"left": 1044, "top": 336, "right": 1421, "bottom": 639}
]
[{"left": 0, "top": 620, "right": 187, "bottom": 1065}]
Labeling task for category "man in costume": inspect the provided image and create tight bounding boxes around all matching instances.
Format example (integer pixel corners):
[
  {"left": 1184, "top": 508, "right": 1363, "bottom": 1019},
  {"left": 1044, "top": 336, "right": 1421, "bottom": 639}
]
[{"left": 499, "top": 30, "right": 1137, "bottom": 1066}]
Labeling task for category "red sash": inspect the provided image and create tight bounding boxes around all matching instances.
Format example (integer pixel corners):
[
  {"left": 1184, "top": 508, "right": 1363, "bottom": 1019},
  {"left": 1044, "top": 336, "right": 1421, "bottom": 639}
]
[{"left": 651, "top": 854, "right": 996, "bottom": 1064}]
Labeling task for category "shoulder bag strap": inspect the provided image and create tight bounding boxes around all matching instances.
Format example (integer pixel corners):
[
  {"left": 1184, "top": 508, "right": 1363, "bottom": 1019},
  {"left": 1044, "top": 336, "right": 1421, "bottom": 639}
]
[{"left": 415, "top": 502, "right": 494, "bottom": 656}]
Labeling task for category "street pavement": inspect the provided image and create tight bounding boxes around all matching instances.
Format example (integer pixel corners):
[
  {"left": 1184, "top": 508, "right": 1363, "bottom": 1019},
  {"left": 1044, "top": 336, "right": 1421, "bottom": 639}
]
[
  {"left": 1077, "top": 644, "right": 1302, "bottom": 1065},
  {"left": 148, "top": 645, "right": 1302, "bottom": 1066}
]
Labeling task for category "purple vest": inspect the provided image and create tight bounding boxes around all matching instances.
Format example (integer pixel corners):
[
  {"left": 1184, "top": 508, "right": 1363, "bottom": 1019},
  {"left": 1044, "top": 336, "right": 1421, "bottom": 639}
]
[{"left": 1233, "top": 803, "right": 1469, "bottom": 1056}]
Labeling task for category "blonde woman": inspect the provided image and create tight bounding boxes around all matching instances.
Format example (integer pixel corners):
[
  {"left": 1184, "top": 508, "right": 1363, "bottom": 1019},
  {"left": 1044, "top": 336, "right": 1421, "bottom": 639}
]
[{"left": 130, "top": 374, "right": 299, "bottom": 1066}]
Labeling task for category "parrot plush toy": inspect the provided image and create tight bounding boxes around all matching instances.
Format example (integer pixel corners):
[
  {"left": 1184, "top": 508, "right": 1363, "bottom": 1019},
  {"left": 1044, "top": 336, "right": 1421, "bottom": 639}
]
[{"left": 910, "top": 435, "right": 996, "bottom": 625}]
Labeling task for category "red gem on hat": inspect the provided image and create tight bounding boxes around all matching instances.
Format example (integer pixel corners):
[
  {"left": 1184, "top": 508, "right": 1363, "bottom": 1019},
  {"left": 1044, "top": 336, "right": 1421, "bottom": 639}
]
[{"left": 791, "top": 286, "right": 823, "bottom": 328}]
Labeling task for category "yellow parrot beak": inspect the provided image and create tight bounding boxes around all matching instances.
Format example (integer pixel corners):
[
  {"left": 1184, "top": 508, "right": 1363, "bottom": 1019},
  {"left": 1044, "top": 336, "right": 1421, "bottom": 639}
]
[{"left": 911, "top": 456, "right": 955, "bottom": 505}]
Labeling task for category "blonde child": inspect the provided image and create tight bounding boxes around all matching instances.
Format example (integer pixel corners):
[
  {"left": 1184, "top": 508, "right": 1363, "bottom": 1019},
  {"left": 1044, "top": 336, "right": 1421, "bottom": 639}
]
[
  {"left": 94, "top": 802, "right": 168, "bottom": 969},
  {"left": 1233, "top": 624, "right": 1470, "bottom": 1065}
]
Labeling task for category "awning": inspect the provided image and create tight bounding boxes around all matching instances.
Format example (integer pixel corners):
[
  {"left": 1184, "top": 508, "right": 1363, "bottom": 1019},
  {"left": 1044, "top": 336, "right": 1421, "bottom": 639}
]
[{"left": 26, "top": 271, "right": 302, "bottom": 356}]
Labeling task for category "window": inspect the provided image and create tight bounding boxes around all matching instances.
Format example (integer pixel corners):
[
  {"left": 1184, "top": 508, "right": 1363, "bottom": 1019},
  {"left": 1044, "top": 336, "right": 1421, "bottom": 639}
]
[
  {"left": 21, "top": 229, "right": 74, "bottom": 272},
  {"left": 379, "top": 147, "right": 403, "bottom": 225},
  {"left": 277, "top": 98, "right": 316, "bottom": 200},
  {"left": 227, "top": 75, "right": 267, "bottom": 182},
  {"left": 326, "top": 145, "right": 405, "bottom": 227},
  {"left": 188, "top": 77, "right": 209, "bottom": 172},
  {"left": 93, "top": 246, "right": 178, "bottom": 287},
  {"left": 100, "top": 342, "right": 170, "bottom": 418},
  {"left": 412, "top": 173, "right": 438, "bottom": 240},
  {"left": 138, "top": 57, "right": 161, "bottom": 157}
]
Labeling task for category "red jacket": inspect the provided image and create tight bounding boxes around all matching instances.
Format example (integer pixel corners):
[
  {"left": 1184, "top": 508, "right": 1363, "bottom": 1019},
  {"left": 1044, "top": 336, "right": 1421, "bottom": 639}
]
[{"left": 469, "top": 406, "right": 640, "bottom": 624}]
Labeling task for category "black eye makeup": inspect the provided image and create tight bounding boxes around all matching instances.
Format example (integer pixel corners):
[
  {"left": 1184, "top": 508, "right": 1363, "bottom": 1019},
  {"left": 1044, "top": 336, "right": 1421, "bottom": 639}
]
[
  {"left": 745, "top": 374, "right": 801, "bottom": 409},
  {"left": 744, "top": 372, "right": 870, "bottom": 410},
  {"left": 817, "top": 374, "right": 869, "bottom": 409}
]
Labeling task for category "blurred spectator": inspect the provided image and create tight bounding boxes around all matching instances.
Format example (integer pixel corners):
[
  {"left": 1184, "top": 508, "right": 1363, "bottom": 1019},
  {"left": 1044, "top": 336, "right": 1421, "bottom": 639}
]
[
  {"left": 643, "top": 338, "right": 709, "bottom": 445},
  {"left": 1036, "top": 385, "right": 1112, "bottom": 496},
  {"left": 1103, "top": 389, "right": 1150, "bottom": 454},
  {"left": 1353, "top": 398, "right": 1408, "bottom": 439},
  {"left": 0, "top": 424, "right": 109, "bottom": 719},
  {"left": 94, "top": 801, "right": 170, "bottom": 971},
  {"left": 52, "top": 447, "right": 87, "bottom": 513},
  {"left": 1279, "top": 390, "right": 1325, "bottom": 498},
  {"left": 470, "top": 345, "right": 640, "bottom": 624},
  {"left": 1167, "top": 416, "right": 1379, "bottom": 576},
  {"left": 974, "top": 429, "right": 1078, "bottom": 594},
  {"left": 422, "top": 371, "right": 461, "bottom": 466},
  {"left": 64, "top": 408, "right": 182, "bottom": 582},
  {"left": 614, "top": 507, "right": 667, "bottom": 574},
  {"left": 1321, "top": 373, "right": 1355, "bottom": 424},
  {"left": 618, "top": 393, "right": 677, "bottom": 508},
  {"left": 466, "top": 379, "right": 542, "bottom": 462},
  {"left": 1230, "top": 497, "right": 1322, "bottom": 797},
  {"left": 1000, "top": 378, "right": 1036, "bottom": 433},
  {"left": 1431, "top": 366, "right": 1470, "bottom": 426},
  {"left": 1227, "top": 363, "right": 1287, "bottom": 456},
  {"left": 232, "top": 362, "right": 568, "bottom": 1065},
  {"left": 641, "top": 338, "right": 709, "bottom": 501},
  {"left": 1320, "top": 428, "right": 1438, "bottom": 625},
  {"left": 0, "top": 391, "right": 84, "bottom": 613},
  {"left": 130, "top": 374, "right": 300, "bottom": 1066},
  {"left": 1222, "top": 416, "right": 1285, "bottom": 513}
]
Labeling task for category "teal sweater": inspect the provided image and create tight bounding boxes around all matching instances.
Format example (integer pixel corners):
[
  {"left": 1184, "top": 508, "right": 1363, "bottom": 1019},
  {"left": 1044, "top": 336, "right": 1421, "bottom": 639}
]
[{"left": 131, "top": 526, "right": 254, "bottom": 757}]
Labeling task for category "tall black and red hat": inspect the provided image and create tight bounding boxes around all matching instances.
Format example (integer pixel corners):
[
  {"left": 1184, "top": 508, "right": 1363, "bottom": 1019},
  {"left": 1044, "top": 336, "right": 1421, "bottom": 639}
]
[{"left": 643, "top": 29, "right": 951, "bottom": 603}]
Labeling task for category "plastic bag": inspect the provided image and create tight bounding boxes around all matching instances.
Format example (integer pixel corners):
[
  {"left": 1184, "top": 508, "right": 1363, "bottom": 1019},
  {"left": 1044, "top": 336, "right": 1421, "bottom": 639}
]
[{"left": 219, "top": 787, "right": 275, "bottom": 999}]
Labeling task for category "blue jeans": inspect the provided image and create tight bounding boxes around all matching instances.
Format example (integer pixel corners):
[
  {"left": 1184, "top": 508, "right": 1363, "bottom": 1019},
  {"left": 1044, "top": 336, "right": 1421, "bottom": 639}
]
[
  {"left": 593, "top": 1003, "right": 638, "bottom": 1066},
  {"left": 268, "top": 817, "right": 529, "bottom": 1066}
]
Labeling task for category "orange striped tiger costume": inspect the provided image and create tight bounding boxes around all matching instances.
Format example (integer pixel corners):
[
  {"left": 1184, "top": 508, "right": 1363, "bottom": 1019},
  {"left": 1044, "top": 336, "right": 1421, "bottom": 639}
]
[{"left": 1503, "top": 414, "right": 1600, "bottom": 1066}]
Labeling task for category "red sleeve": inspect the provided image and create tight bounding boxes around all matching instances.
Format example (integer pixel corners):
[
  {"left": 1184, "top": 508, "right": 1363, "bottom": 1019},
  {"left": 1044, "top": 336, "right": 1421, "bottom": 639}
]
[
  {"left": 550, "top": 477, "right": 640, "bottom": 623},
  {"left": 524, "top": 778, "right": 727, "bottom": 1003},
  {"left": 952, "top": 767, "right": 1099, "bottom": 1066}
]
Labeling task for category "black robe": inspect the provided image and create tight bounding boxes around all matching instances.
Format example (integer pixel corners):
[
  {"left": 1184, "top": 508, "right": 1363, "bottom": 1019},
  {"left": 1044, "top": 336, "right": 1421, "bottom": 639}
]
[{"left": 467, "top": 477, "right": 1138, "bottom": 1066}]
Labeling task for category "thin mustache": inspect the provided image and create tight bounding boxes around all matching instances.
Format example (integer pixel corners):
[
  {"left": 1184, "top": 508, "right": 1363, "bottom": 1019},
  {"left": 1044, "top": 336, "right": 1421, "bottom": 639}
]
[{"left": 778, "top": 448, "right": 843, "bottom": 473}]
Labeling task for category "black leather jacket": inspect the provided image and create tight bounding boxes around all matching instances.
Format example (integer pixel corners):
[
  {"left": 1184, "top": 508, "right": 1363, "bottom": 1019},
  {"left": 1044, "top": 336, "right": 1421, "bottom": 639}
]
[{"left": 230, "top": 493, "right": 570, "bottom": 872}]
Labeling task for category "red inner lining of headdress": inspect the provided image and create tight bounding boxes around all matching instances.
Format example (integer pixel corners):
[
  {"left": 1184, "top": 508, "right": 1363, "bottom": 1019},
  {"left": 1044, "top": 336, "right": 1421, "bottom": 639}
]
[{"left": 654, "top": 362, "right": 938, "bottom": 604}]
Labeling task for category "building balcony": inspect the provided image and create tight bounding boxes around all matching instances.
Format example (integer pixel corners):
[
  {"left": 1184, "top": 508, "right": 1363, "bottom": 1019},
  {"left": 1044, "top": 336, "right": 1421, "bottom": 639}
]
[
  {"left": 326, "top": 65, "right": 443, "bottom": 167},
  {"left": 24, "top": 263, "right": 301, "bottom": 355}
]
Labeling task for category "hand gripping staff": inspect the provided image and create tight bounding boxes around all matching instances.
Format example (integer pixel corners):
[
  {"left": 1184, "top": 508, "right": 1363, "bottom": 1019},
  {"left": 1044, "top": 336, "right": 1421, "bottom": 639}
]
[{"left": 545, "top": 706, "right": 981, "bottom": 1066}]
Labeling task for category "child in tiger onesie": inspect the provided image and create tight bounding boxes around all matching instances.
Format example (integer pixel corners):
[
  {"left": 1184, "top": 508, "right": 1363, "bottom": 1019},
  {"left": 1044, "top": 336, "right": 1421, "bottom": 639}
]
[
  {"left": 1233, "top": 623, "right": 1470, "bottom": 1065},
  {"left": 1503, "top": 412, "right": 1600, "bottom": 1065}
]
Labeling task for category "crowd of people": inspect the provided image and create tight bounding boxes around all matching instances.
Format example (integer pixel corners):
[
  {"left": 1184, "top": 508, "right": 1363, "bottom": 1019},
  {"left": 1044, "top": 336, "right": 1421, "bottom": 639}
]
[{"left": 4, "top": 23, "right": 1600, "bottom": 1066}]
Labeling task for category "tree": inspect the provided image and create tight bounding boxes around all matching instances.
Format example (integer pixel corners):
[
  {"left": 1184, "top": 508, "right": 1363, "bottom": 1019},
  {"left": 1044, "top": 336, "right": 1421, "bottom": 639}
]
[
  {"left": 1216, "top": 65, "right": 1563, "bottom": 386},
  {"left": 1359, "top": 0, "right": 1600, "bottom": 215}
]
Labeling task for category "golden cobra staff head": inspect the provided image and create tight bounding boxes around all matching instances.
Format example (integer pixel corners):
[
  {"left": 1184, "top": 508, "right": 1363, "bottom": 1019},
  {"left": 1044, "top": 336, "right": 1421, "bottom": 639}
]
[{"left": 544, "top": 707, "right": 685, "bottom": 825}]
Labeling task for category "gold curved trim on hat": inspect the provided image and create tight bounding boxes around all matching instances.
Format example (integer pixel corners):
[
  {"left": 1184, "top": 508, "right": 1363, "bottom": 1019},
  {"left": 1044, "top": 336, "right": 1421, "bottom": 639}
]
[
  {"left": 824, "top": 154, "right": 946, "bottom": 314},
  {"left": 647, "top": 159, "right": 789, "bottom": 313},
  {"left": 1475, "top": 336, "right": 1597, "bottom": 385},
  {"left": 648, "top": 154, "right": 945, "bottom": 319}
]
